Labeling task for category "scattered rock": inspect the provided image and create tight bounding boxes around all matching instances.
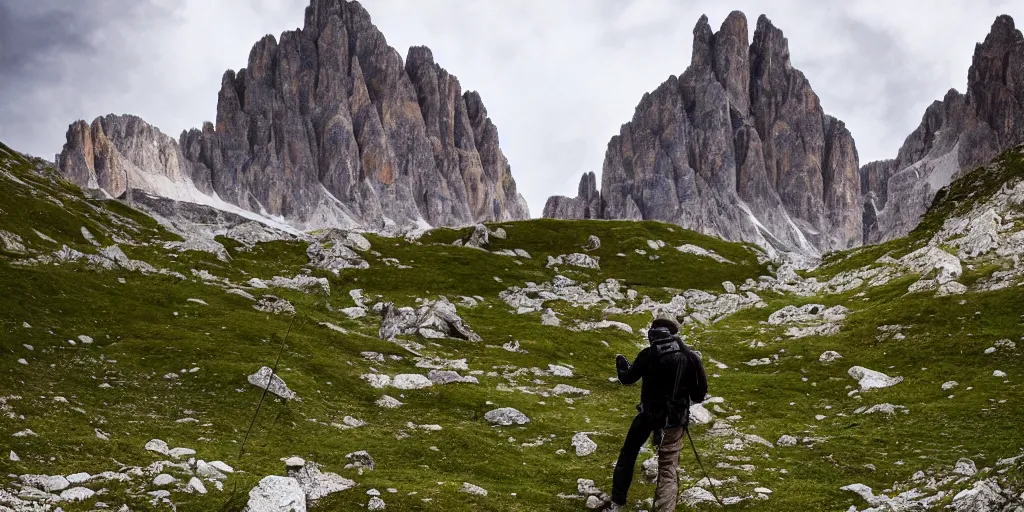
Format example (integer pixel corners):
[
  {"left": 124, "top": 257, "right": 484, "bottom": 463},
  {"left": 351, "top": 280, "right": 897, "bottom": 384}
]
[
  {"left": 942, "top": 381, "right": 959, "bottom": 391},
  {"left": 66, "top": 473, "right": 90, "bottom": 485},
  {"left": 341, "top": 307, "right": 367, "bottom": 319},
  {"left": 541, "top": 308, "right": 561, "bottom": 327},
  {"left": 254, "top": 295, "right": 296, "bottom": 315},
  {"left": 307, "top": 241, "right": 368, "bottom": 273},
  {"left": 680, "top": 486, "right": 719, "bottom": 506},
  {"left": 575, "top": 320, "right": 633, "bottom": 334},
  {"left": 502, "top": 340, "right": 527, "bottom": 353},
  {"left": 993, "top": 370, "right": 1008, "bottom": 378},
  {"left": 196, "top": 460, "right": 227, "bottom": 480},
  {"left": 375, "top": 395, "right": 403, "bottom": 409},
  {"left": 248, "top": 366, "right": 298, "bottom": 400},
  {"left": 0, "top": 230, "right": 27, "bottom": 253},
  {"left": 951, "top": 478, "right": 1005, "bottom": 512},
  {"left": 689, "top": 404, "right": 714, "bottom": 425},
  {"left": 392, "top": 374, "right": 433, "bottom": 390},
  {"left": 572, "top": 433, "right": 598, "bottom": 456},
  {"left": 246, "top": 475, "right": 307, "bottom": 512},
  {"left": 550, "top": 384, "right": 589, "bottom": 397},
  {"left": 345, "top": 451, "right": 375, "bottom": 471},
  {"left": 484, "top": 408, "right": 530, "bottom": 426},
  {"left": 264, "top": 275, "right": 331, "bottom": 295},
  {"left": 777, "top": 435, "right": 798, "bottom": 447},
  {"left": 548, "top": 364, "right": 574, "bottom": 377},
  {"left": 80, "top": 226, "right": 100, "bottom": 246},
  {"left": 368, "top": 496, "right": 386, "bottom": 510},
  {"left": 584, "top": 235, "right": 601, "bottom": 251},
  {"left": 841, "top": 483, "right": 887, "bottom": 508},
  {"left": 145, "top": 439, "right": 170, "bottom": 456},
  {"left": 152, "top": 474, "right": 176, "bottom": 487},
  {"left": 362, "top": 374, "right": 391, "bottom": 389},
  {"left": 19, "top": 474, "right": 70, "bottom": 493},
  {"left": 287, "top": 460, "right": 355, "bottom": 501},
  {"left": 547, "top": 253, "right": 601, "bottom": 269},
  {"left": 379, "top": 298, "right": 481, "bottom": 341},
  {"left": 857, "top": 404, "right": 909, "bottom": 415},
  {"left": 461, "top": 482, "right": 488, "bottom": 497},
  {"left": 819, "top": 351, "right": 843, "bottom": 363},
  {"left": 464, "top": 224, "right": 490, "bottom": 248},
  {"left": 186, "top": 477, "right": 208, "bottom": 494},
  {"left": 675, "top": 244, "right": 731, "bottom": 263},
  {"left": 427, "top": 370, "right": 479, "bottom": 385},
  {"left": 59, "top": 487, "right": 96, "bottom": 502},
  {"left": 995, "top": 339, "right": 1017, "bottom": 351},
  {"left": 953, "top": 458, "right": 978, "bottom": 477},
  {"left": 848, "top": 366, "right": 903, "bottom": 390}
]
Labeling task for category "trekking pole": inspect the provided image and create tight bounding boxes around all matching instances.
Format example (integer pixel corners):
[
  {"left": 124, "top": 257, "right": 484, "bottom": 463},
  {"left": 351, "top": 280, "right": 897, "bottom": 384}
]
[
  {"left": 239, "top": 314, "right": 298, "bottom": 457},
  {"left": 686, "top": 429, "right": 726, "bottom": 507}
]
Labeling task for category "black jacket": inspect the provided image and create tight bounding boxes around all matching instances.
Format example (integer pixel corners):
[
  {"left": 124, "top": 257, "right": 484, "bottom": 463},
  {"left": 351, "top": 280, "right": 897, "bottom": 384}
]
[{"left": 617, "top": 341, "right": 707, "bottom": 409}]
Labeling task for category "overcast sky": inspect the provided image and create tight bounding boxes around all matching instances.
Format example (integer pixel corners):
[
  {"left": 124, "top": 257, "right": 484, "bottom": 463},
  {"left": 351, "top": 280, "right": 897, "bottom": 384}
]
[{"left": 0, "top": 0, "right": 1019, "bottom": 216}]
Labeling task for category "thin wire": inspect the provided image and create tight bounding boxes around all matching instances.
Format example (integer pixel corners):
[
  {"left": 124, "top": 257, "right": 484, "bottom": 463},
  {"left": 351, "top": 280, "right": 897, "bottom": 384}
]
[
  {"left": 686, "top": 428, "right": 725, "bottom": 507},
  {"left": 238, "top": 314, "right": 297, "bottom": 458}
]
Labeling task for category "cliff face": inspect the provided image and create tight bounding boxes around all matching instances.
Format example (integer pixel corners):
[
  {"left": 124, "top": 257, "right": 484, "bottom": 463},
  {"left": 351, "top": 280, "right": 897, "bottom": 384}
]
[
  {"left": 58, "top": 0, "right": 529, "bottom": 231},
  {"left": 547, "top": 13, "right": 1024, "bottom": 258},
  {"left": 545, "top": 12, "right": 862, "bottom": 258},
  {"left": 862, "top": 15, "right": 1024, "bottom": 244}
]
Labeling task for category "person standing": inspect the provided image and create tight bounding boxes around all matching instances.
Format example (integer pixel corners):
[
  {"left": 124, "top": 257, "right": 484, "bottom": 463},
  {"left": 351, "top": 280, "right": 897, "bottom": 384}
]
[{"left": 609, "top": 318, "right": 708, "bottom": 510}]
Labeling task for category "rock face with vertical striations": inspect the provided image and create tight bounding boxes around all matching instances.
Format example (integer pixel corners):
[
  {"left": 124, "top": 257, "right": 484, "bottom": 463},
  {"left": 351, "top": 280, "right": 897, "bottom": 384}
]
[
  {"left": 862, "top": 15, "right": 1024, "bottom": 244},
  {"left": 545, "top": 12, "right": 862, "bottom": 260},
  {"left": 542, "top": 172, "right": 602, "bottom": 220},
  {"left": 57, "top": 0, "right": 528, "bottom": 232}
]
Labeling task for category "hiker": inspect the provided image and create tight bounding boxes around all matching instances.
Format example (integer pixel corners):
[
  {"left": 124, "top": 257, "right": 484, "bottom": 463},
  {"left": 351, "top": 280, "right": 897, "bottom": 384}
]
[{"left": 609, "top": 318, "right": 708, "bottom": 511}]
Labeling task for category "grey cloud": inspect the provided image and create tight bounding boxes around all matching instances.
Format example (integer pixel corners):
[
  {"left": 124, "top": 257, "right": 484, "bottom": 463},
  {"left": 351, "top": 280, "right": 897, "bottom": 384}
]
[{"left": 0, "top": 0, "right": 173, "bottom": 159}]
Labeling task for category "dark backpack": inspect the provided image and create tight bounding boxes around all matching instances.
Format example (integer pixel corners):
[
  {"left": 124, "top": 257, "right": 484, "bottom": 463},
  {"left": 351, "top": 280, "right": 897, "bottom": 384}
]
[{"left": 650, "top": 335, "right": 690, "bottom": 429}]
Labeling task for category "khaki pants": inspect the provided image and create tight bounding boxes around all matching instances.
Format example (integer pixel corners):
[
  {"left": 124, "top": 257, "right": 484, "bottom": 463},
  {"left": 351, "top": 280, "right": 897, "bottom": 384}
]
[{"left": 654, "top": 426, "right": 685, "bottom": 511}]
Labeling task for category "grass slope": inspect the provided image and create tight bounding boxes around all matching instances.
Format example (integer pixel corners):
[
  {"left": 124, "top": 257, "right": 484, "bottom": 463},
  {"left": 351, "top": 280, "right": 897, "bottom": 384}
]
[{"left": 0, "top": 143, "right": 1022, "bottom": 511}]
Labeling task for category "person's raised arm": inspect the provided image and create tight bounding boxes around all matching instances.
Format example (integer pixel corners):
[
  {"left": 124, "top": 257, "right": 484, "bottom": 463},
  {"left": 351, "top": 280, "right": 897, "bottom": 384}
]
[{"left": 617, "top": 349, "right": 648, "bottom": 385}]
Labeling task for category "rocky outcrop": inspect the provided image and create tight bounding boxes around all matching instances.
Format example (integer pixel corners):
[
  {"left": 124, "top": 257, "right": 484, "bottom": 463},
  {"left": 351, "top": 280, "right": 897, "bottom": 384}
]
[
  {"left": 543, "top": 172, "right": 601, "bottom": 220},
  {"left": 862, "top": 15, "right": 1024, "bottom": 243},
  {"left": 549, "top": 13, "right": 1024, "bottom": 257},
  {"left": 57, "top": 0, "right": 528, "bottom": 232},
  {"left": 545, "top": 12, "right": 862, "bottom": 259}
]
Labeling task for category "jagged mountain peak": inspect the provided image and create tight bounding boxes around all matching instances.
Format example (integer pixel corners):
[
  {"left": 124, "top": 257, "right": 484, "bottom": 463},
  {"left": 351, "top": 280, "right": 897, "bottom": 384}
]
[
  {"left": 57, "top": 0, "right": 528, "bottom": 234},
  {"left": 547, "top": 10, "right": 859, "bottom": 261},
  {"left": 548, "top": 12, "right": 1024, "bottom": 261},
  {"left": 862, "top": 13, "right": 1024, "bottom": 245}
]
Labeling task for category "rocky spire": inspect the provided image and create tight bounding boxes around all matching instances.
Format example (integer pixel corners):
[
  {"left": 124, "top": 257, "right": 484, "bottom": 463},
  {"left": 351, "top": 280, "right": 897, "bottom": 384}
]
[
  {"left": 547, "top": 11, "right": 863, "bottom": 258},
  {"left": 543, "top": 171, "right": 602, "bottom": 220},
  {"left": 862, "top": 14, "right": 1023, "bottom": 244},
  {"left": 58, "top": 0, "right": 529, "bottom": 231},
  {"left": 712, "top": 11, "right": 751, "bottom": 116}
]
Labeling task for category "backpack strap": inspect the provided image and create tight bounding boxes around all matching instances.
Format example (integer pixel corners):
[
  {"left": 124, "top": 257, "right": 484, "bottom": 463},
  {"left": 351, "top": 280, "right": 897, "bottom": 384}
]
[{"left": 664, "top": 343, "right": 690, "bottom": 429}]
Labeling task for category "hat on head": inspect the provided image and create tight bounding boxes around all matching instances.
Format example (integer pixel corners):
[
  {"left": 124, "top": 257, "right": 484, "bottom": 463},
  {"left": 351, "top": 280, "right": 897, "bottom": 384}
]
[{"left": 651, "top": 317, "right": 679, "bottom": 335}]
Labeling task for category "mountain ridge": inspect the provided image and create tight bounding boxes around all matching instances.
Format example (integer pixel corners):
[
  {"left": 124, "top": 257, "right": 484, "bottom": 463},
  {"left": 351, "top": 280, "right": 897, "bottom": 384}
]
[
  {"left": 545, "top": 12, "right": 1024, "bottom": 261},
  {"left": 56, "top": 0, "right": 529, "bottom": 233}
]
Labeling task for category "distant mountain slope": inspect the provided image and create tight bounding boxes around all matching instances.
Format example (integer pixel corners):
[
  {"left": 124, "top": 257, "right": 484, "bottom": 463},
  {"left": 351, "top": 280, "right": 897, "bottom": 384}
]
[
  {"left": 57, "top": 0, "right": 529, "bottom": 233},
  {"left": 546, "top": 11, "right": 861, "bottom": 261},
  {"left": 546, "top": 13, "right": 1024, "bottom": 263},
  {"left": 861, "top": 15, "right": 1024, "bottom": 245}
]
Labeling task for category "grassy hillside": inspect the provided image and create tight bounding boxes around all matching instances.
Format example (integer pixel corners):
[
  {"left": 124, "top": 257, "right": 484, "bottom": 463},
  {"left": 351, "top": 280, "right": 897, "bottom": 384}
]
[{"left": 1, "top": 142, "right": 1022, "bottom": 511}]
